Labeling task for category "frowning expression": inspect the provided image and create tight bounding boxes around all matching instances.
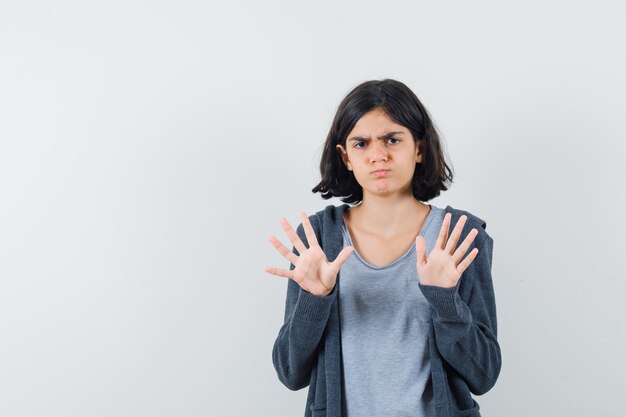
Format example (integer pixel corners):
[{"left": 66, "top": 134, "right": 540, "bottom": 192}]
[{"left": 336, "top": 107, "right": 423, "bottom": 197}]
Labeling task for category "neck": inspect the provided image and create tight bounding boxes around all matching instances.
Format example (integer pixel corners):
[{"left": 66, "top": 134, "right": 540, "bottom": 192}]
[{"left": 349, "top": 192, "right": 430, "bottom": 237}]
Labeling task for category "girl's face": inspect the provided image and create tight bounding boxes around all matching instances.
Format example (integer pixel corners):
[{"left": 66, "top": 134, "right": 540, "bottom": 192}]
[{"left": 336, "top": 107, "right": 423, "bottom": 199}]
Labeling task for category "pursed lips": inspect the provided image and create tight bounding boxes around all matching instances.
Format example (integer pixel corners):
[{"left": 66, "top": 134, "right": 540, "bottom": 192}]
[{"left": 371, "top": 169, "right": 390, "bottom": 176}]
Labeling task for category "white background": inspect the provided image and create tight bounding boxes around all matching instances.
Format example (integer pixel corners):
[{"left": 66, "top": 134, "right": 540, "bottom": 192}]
[{"left": 1, "top": 1, "right": 625, "bottom": 416}]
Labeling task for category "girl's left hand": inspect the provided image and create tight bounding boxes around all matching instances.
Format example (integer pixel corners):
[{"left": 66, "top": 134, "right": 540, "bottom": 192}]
[{"left": 415, "top": 213, "right": 479, "bottom": 289}]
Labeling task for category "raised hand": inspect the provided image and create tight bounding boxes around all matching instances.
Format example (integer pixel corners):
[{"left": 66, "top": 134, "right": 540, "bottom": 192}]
[
  {"left": 264, "top": 211, "right": 354, "bottom": 297},
  {"left": 415, "top": 213, "right": 479, "bottom": 289}
]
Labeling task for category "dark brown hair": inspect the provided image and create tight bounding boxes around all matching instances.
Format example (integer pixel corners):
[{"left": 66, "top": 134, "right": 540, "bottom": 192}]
[{"left": 312, "top": 79, "right": 454, "bottom": 204}]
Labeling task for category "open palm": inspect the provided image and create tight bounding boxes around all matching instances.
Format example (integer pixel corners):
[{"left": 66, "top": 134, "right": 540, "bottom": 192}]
[
  {"left": 264, "top": 211, "right": 354, "bottom": 297},
  {"left": 415, "top": 213, "right": 479, "bottom": 289}
]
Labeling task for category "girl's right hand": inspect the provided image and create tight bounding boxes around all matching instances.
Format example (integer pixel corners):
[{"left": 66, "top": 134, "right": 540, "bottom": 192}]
[{"left": 264, "top": 211, "right": 354, "bottom": 297}]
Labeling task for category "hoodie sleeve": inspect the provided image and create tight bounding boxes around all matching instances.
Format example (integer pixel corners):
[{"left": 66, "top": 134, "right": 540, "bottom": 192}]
[
  {"left": 418, "top": 225, "right": 502, "bottom": 395},
  {"left": 272, "top": 223, "right": 337, "bottom": 391}
]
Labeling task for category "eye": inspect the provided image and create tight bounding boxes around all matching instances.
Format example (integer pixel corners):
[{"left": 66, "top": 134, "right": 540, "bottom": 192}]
[{"left": 354, "top": 138, "right": 400, "bottom": 149}]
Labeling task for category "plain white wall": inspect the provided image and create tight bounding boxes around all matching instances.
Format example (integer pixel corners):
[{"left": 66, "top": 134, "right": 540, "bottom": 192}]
[{"left": 1, "top": 0, "right": 625, "bottom": 416}]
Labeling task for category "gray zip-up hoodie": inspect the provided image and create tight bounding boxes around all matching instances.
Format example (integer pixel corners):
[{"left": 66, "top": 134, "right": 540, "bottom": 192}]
[{"left": 272, "top": 203, "right": 501, "bottom": 417}]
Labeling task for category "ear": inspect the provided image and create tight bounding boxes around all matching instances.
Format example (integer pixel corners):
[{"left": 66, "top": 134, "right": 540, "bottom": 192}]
[
  {"left": 336, "top": 144, "right": 353, "bottom": 171},
  {"left": 415, "top": 140, "right": 423, "bottom": 164}
]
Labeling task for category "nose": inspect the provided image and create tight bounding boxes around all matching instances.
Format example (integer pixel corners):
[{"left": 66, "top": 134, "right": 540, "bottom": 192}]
[{"left": 369, "top": 141, "right": 388, "bottom": 163}]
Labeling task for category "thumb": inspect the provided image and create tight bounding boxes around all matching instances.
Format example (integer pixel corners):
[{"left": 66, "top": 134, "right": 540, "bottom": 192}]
[
  {"left": 331, "top": 246, "right": 354, "bottom": 270},
  {"left": 415, "top": 235, "right": 427, "bottom": 267}
]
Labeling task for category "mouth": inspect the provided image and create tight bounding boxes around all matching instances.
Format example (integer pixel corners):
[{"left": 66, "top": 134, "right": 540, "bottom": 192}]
[{"left": 372, "top": 169, "right": 390, "bottom": 177}]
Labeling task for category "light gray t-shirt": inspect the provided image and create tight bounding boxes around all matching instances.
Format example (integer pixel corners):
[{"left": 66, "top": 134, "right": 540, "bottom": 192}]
[{"left": 338, "top": 204, "right": 445, "bottom": 417}]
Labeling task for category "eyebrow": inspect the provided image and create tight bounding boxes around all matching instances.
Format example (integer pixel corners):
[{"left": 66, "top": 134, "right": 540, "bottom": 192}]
[{"left": 347, "top": 131, "right": 404, "bottom": 142}]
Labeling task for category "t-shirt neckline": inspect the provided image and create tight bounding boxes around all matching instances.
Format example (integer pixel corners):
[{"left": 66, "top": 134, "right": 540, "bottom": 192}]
[{"left": 339, "top": 204, "right": 437, "bottom": 270}]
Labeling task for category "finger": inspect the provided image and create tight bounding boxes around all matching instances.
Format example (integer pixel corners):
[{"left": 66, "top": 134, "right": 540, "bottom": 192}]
[
  {"left": 300, "top": 211, "right": 321, "bottom": 249},
  {"left": 445, "top": 215, "right": 467, "bottom": 254},
  {"left": 279, "top": 216, "right": 308, "bottom": 254},
  {"left": 263, "top": 265, "right": 295, "bottom": 279},
  {"left": 267, "top": 234, "right": 298, "bottom": 266},
  {"left": 415, "top": 235, "right": 427, "bottom": 267},
  {"left": 456, "top": 247, "right": 479, "bottom": 276},
  {"left": 452, "top": 228, "right": 478, "bottom": 265},
  {"left": 435, "top": 212, "right": 452, "bottom": 250},
  {"left": 330, "top": 246, "right": 354, "bottom": 270}
]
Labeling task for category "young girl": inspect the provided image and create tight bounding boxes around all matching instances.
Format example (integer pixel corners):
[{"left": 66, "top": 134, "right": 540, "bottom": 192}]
[{"left": 265, "top": 79, "right": 501, "bottom": 417}]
